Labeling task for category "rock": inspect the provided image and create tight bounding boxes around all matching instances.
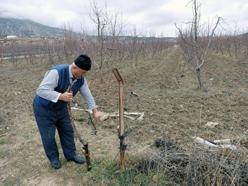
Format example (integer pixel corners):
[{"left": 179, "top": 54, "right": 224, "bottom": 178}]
[{"left": 205, "top": 121, "right": 219, "bottom": 128}]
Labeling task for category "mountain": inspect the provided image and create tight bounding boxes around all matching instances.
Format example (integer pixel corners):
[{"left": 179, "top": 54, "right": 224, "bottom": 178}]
[
  {"left": 0, "top": 17, "right": 67, "bottom": 38},
  {"left": 242, "top": 32, "right": 248, "bottom": 37}
]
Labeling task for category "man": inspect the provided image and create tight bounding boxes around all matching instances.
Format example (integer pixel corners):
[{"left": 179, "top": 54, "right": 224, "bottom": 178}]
[{"left": 33, "top": 54, "right": 102, "bottom": 169}]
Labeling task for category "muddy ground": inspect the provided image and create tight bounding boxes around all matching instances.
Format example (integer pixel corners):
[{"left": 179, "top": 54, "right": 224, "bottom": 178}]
[{"left": 0, "top": 50, "right": 247, "bottom": 185}]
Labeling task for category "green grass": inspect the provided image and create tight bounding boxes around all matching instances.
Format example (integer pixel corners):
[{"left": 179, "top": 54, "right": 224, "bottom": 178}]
[
  {"left": 80, "top": 159, "right": 156, "bottom": 185},
  {"left": 0, "top": 147, "right": 9, "bottom": 158},
  {"left": 0, "top": 137, "right": 9, "bottom": 145},
  {"left": 2, "top": 179, "right": 18, "bottom": 186}
]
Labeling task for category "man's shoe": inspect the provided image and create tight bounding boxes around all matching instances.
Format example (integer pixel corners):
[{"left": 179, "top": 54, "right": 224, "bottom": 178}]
[
  {"left": 50, "top": 159, "right": 62, "bottom": 169},
  {"left": 67, "top": 155, "right": 85, "bottom": 164}
]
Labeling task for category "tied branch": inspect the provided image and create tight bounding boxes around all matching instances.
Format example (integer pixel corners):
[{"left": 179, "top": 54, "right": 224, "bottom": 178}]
[{"left": 67, "top": 80, "right": 92, "bottom": 171}]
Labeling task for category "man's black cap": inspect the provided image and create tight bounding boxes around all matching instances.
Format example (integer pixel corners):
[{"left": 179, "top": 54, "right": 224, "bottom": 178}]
[{"left": 74, "top": 54, "right": 91, "bottom": 71}]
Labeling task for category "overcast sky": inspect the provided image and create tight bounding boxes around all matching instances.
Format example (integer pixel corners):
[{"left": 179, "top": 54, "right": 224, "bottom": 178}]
[{"left": 0, "top": 0, "right": 247, "bottom": 36}]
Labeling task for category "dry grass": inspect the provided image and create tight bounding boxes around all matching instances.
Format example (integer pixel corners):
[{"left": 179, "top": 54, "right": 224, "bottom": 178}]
[{"left": 0, "top": 49, "right": 247, "bottom": 185}]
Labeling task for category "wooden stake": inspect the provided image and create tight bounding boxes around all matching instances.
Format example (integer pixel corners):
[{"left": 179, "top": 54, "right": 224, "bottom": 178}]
[{"left": 112, "top": 68, "right": 126, "bottom": 170}]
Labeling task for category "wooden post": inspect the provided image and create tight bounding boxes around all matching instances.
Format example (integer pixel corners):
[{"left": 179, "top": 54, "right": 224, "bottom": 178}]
[{"left": 112, "top": 68, "right": 126, "bottom": 169}]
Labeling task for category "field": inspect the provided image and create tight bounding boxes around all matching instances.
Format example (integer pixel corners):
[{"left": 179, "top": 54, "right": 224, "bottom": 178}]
[{"left": 0, "top": 49, "right": 247, "bottom": 185}]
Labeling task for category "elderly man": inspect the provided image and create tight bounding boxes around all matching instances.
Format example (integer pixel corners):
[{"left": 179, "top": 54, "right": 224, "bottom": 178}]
[{"left": 33, "top": 54, "right": 102, "bottom": 169}]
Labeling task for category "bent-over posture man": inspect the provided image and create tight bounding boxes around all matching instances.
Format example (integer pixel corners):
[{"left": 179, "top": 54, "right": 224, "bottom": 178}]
[{"left": 33, "top": 54, "right": 102, "bottom": 169}]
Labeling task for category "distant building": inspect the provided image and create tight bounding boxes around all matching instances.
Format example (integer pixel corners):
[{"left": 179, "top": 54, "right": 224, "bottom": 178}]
[{"left": 6, "top": 35, "right": 17, "bottom": 39}]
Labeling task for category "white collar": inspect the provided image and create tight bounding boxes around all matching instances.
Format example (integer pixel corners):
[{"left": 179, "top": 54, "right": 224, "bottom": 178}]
[{"left": 69, "top": 64, "right": 73, "bottom": 79}]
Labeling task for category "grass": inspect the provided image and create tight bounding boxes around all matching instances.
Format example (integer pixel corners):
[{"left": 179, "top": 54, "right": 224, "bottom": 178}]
[
  {"left": 77, "top": 158, "right": 158, "bottom": 185},
  {"left": 0, "top": 147, "right": 9, "bottom": 159},
  {"left": 0, "top": 137, "right": 9, "bottom": 145},
  {"left": 1, "top": 179, "right": 18, "bottom": 186}
]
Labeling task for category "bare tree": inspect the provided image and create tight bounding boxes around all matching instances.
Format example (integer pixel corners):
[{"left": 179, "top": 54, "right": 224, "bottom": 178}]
[
  {"left": 241, "top": 33, "right": 248, "bottom": 57},
  {"left": 106, "top": 12, "right": 123, "bottom": 64},
  {"left": 89, "top": 0, "right": 110, "bottom": 72},
  {"left": 175, "top": 0, "right": 221, "bottom": 90}
]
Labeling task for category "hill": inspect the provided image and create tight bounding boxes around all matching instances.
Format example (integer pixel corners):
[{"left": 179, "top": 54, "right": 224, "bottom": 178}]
[{"left": 0, "top": 17, "right": 66, "bottom": 38}]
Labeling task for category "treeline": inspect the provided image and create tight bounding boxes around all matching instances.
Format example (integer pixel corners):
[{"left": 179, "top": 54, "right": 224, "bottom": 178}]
[{"left": 0, "top": 34, "right": 176, "bottom": 65}]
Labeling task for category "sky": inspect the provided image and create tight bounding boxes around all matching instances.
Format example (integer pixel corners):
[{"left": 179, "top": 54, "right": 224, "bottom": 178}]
[{"left": 0, "top": 0, "right": 247, "bottom": 37}]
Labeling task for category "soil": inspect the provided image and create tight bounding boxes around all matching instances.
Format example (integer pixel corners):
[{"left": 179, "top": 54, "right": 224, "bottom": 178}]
[{"left": 0, "top": 51, "right": 247, "bottom": 185}]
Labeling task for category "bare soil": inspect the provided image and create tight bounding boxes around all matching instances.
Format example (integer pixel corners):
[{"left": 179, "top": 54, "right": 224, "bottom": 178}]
[{"left": 0, "top": 51, "right": 247, "bottom": 185}]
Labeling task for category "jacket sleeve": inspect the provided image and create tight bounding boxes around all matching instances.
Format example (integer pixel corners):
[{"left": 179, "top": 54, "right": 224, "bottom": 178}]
[
  {"left": 36, "top": 69, "right": 61, "bottom": 103},
  {"left": 79, "top": 78, "right": 97, "bottom": 110}
]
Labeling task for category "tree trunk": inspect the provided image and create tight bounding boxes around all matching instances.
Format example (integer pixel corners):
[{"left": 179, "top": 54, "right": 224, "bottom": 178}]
[{"left": 196, "top": 68, "right": 203, "bottom": 89}]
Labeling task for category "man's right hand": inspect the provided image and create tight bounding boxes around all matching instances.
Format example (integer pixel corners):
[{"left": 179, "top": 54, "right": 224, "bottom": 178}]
[{"left": 59, "top": 92, "right": 73, "bottom": 102}]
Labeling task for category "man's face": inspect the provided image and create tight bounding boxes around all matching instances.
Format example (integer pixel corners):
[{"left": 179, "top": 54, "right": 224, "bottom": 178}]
[{"left": 72, "top": 64, "right": 88, "bottom": 79}]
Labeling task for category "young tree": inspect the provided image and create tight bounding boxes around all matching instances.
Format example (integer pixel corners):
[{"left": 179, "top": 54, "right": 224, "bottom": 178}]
[
  {"left": 89, "top": 0, "right": 123, "bottom": 80},
  {"left": 175, "top": 0, "right": 221, "bottom": 90},
  {"left": 89, "top": 0, "right": 109, "bottom": 71}
]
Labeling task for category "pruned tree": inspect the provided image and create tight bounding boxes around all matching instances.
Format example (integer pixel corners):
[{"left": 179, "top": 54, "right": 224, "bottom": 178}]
[
  {"left": 89, "top": 0, "right": 110, "bottom": 72},
  {"left": 89, "top": 0, "right": 125, "bottom": 82},
  {"left": 175, "top": 0, "right": 222, "bottom": 90},
  {"left": 106, "top": 12, "right": 123, "bottom": 64},
  {"left": 242, "top": 33, "right": 248, "bottom": 57}
]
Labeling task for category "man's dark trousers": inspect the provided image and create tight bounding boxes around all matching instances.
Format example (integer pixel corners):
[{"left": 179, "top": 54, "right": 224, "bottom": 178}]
[{"left": 33, "top": 101, "right": 76, "bottom": 162}]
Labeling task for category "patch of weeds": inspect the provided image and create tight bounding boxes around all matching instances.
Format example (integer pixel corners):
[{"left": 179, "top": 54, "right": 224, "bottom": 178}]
[
  {"left": 116, "top": 170, "right": 136, "bottom": 186},
  {"left": 0, "top": 137, "right": 9, "bottom": 145},
  {"left": 85, "top": 159, "right": 149, "bottom": 185},
  {"left": 79, "top": 159, "right": 118, "bottom": 185},
  {"left": 92, "top": 160, "right": 117, "bottom": 177},
  {"left": 2, "top": 176, "right": 18, "bottom": 186},
  {"left": 134, "top": 174, "right": 150, "bottom": 185},
  {"left": 102, "top": 160, "right": 118, "bottom": 178},
  {"left": 90, "top": 159, "right": 102, "bottom": 169},
  {"left": 76, "top": 159, "right": 102, "bottom": 175},
  {"left": 104, "top": 161, "right": 151, "bottom": 185},
  {"left": 0, "top": 147, "right": 9, "bottom": 158}
]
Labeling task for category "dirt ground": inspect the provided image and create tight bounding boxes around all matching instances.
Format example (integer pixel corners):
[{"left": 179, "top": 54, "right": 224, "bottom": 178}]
[{"left": 0, "top": 50, "right": 247, "bottom": 185}]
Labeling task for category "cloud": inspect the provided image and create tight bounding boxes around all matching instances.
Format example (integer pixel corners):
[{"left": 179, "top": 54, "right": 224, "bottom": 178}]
[{"left": 0, "top": 0, "right": 247, "bottom": 36}]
